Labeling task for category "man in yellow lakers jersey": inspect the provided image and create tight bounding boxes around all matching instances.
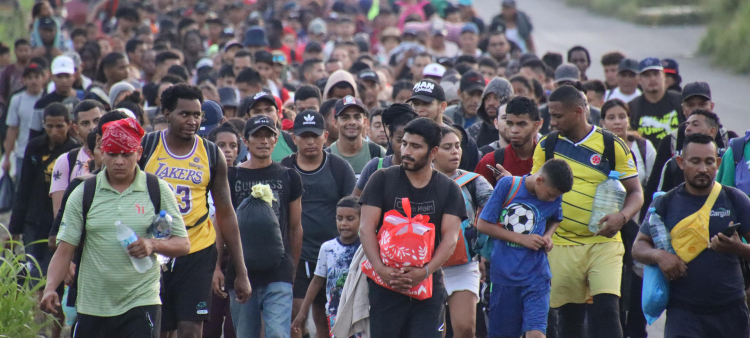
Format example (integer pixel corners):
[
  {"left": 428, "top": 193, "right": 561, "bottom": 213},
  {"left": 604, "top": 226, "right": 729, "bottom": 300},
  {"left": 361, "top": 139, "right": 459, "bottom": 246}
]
[
  {"left": 138, "top": 84, "right": 251, "bottom": 338},
  {"left": 531, "top": 85, "right": 643, "bottom": 338}
]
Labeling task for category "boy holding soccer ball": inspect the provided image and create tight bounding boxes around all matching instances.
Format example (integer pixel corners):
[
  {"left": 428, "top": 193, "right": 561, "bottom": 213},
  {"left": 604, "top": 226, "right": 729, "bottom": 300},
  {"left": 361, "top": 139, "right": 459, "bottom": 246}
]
[{"left": 476, "top": 159, "right": 574, "bottom": 338}]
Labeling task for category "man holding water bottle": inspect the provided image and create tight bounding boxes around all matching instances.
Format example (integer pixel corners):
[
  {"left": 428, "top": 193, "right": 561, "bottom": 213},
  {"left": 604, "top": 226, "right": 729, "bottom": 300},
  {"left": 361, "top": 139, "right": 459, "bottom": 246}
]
[
  {"left": 41, "top": 118, "right": 190, "bottom": 337},
  {"left": 531, "top": 85, "right": 643, "bottom": 338}
]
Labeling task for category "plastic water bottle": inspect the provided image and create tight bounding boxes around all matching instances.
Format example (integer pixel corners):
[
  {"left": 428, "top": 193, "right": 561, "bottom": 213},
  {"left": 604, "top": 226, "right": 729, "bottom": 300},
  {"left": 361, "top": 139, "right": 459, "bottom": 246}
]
[
  {"left": 116, "top": 221, "right": 153, "bottom": 273},
  {"left": 152, "top": 210, "right": 173, "bottom": 239},
  {"left": 646, "top": 208, "right": 676, "bottom": 254},
  {"left": 151, "top": 211, "right": 173, "bottom": 265},
  {"left": 589, "top": 171, "right": 627, "bottom": 233}
]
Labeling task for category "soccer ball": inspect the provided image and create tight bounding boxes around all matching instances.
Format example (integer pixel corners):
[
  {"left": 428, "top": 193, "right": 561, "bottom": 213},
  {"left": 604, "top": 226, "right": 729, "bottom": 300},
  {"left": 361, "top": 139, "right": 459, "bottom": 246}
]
[{"left": 503, "top": 204, "right": 535, "bottom": 234}]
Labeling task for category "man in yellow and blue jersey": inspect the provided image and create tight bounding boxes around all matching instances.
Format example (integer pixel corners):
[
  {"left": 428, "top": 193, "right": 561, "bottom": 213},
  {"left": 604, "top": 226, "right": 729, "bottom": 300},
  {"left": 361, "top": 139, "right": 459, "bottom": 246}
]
[
  {"left": 531, "top": 85, "right": 643, "bottom": 338},
  {"left": 138, "top": 84, "right": 251, "bottom": 338}
]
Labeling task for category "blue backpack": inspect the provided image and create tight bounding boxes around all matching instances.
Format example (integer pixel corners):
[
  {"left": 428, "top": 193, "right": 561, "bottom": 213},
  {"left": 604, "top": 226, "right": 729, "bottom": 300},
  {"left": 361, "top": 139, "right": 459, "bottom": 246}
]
[
  {"left": 476, "top": 176, "right": 523, "bottom": 260},
  {"left": 729, "top": 131, "right": 750, "bottom": 196}
]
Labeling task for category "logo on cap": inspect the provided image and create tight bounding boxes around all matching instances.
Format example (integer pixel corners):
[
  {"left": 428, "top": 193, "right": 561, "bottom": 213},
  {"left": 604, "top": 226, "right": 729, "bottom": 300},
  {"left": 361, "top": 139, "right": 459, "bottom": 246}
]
[
  {"left": 414, "top": 81, "right": 435, "bottom": 93},
  {"left": 255, "top": 117, "right": 268, "bottom": 124},
  {"left": 343, "top": 96, "right": 356, "bottom": 105},
  {"left": 303, "top": 114, "right": 315, "bottom": 125},
  {"left": 254, "top": 92, "right": 268, "bottom": 100}
]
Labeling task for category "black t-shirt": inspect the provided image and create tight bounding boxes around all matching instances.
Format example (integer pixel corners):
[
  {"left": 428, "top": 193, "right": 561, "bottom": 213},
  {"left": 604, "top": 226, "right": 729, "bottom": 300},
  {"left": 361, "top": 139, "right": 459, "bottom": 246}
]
[
  {"left": 226, "top": 163, "right": 304, "bottom": 288},
  {"left": 639, "top": 184, "right": 750, "bottom": 311},
  {"left": 359, "top": 166, "right": 468, "bottom": 251},
  {"left": 628, "top": 91, "right": 684, "bottom": 146}
]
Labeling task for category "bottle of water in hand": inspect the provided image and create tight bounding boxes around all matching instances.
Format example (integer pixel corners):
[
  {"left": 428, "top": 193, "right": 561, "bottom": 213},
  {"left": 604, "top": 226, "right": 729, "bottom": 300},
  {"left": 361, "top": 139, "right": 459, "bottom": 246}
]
[
  {"left": 151, "top": 210, "right": 173, "bottom": 265},
  {"left": 116, "top": 221, "right": 153, "bottom": 273},
  {"left": 589, "top": 171, "right": 627, "bottom": 234}
]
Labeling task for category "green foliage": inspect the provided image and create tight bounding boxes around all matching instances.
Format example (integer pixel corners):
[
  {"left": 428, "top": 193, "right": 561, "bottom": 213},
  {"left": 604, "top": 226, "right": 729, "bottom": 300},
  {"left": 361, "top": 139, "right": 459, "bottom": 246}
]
[
  {"left": 0, "top": 0, "right": 33, "bottom": 53},
  {"left": 0, "top": 225, "right": 55, "bottom": 338},
  {"left": 699, "top": 0, "right": 750, "bottom": 72},
  {"left": 565, "top": 0, "right": 705, "bottom": 24}
]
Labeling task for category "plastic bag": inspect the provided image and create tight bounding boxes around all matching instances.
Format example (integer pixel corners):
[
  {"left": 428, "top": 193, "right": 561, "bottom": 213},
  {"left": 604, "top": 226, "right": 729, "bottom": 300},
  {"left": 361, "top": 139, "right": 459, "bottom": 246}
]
[
  {"left": 362, "top": 198, "right": 435, "bottom": 300},
  {"left": 642, "top": 264, "right": 670, "bottom": 325},
  {"left": 236, "top": 184, "right": 285, "bottom": 271},
  {"left": 0, "top": 173, "right": 14, "bottom": 213}
]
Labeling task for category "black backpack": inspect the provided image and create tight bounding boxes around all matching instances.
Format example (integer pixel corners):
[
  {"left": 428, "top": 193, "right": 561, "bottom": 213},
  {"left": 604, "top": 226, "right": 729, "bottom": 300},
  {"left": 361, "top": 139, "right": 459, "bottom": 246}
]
[
  {"left": 493, "top": 147, "right": 506, "bottom": 166},
  {"left": 67, "top": 147, "right": 82, "bottom": 175}
]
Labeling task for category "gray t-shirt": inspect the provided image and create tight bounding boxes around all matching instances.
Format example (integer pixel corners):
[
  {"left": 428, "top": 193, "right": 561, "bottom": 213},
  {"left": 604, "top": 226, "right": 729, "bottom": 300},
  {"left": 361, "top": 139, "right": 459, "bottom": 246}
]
[
  {"left": 6, "top": 91, "right": 43, "bottom": 159},
  {"left": 281, "top": 152, "right": 357, "bottom": 262},
  {"left": 328, "top": 140, "right": 386, "bottom": 176},
  {"left": 356, "top": 155, "right": 394, "bottom": 191}
]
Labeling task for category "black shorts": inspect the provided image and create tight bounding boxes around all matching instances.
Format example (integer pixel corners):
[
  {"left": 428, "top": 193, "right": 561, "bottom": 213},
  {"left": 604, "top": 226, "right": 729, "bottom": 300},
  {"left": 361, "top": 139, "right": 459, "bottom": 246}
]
[
  {"left": 73, "top": 305, "right": 161, "bottom": 338},
  {"left": 368, "top": 275, "right": 448, "bottom": 338},
  {"left": 292, "top": 260, "right": 327, "bottom": 305},
  {"left": 160, "top": 244, "right": 217, "bottom": 331},
  {"left": 665, "top": 300, "right": 750, "bottom": 338}
]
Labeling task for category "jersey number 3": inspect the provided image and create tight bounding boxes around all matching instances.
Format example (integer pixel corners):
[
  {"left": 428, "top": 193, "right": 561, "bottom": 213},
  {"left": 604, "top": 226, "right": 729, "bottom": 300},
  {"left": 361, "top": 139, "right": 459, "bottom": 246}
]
[{"left": 169, "top": 184, "right": 192, "bottom": 214}]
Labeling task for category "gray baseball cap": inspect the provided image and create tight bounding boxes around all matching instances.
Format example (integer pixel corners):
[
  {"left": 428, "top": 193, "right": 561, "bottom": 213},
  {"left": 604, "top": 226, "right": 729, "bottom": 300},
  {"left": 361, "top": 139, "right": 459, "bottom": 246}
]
[{"left": 554, "top": 63, "right": 580, "bottom": 83}]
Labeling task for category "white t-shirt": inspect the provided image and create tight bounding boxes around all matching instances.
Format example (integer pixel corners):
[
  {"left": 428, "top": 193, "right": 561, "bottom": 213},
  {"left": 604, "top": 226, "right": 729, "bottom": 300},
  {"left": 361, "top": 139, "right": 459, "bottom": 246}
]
[
  {"left": 605, "top": 87, "right": 642, "bottom": 103},
  {"left": 629, "top": 138, "right": 656, "bottom": 187},
  {"left": 49, "top": 149, "right": 91, "bottom": 195},
  {"left": 5, "top": 91, "right": 43, "bottom": 159},
  {"left": 505, "top": 27, "right": 528, "bottom": 54}
]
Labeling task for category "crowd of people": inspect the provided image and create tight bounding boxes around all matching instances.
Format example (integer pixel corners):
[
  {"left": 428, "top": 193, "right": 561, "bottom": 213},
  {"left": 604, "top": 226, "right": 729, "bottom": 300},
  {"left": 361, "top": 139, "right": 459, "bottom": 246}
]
[{"left": 1, "top": 0, "right": 750, "bottom": 337}]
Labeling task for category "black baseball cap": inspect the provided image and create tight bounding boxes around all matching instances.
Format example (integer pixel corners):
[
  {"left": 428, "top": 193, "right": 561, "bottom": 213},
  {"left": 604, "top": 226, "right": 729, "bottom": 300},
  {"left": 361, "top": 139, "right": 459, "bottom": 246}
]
[
  {"left": 294, "top": 110, "right": 326, "bottom": 136},
  {"left": 248, "top": 91, "right": 278, "bottom": 110},
  {"left": 334, "top": 95, "right": 368, "bottom": 117},
  {"left": 357, "top": 69, "right": 379, "bottom": 84},
  {"left": 459, "top": 70, "right": 485, "bottom": 93},
  {"left": 198, "top": 100, "right": 223, "bottom": 136},
  {"left": 618, "top": 58, "right": 639, "bottom": 74},
  {"left": 194, "top": 2, "right": 209, "bottom": 13},
  {"left": 245, "top": 115, "right": 277, "bottom": 136},
  {"left": 254, "top": 50, "right": 273, "bottom": 65},
  {"left": 682, "top": 81, "right": 711, "bottom": 102},
  {"left": 39, "top": 17, "right": 56, "bottom": 29},
  {"left": 305, "top": 41, "right": 322, "bottom": 53},
  {"left": 408, "top": 79, "right": 446, "bottom": 103}
]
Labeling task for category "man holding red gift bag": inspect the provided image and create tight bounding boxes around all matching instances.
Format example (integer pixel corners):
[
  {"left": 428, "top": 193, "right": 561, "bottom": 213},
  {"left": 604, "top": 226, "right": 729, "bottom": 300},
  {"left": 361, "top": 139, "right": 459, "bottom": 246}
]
[{"left": 359, "top": 117, "right": 468, "bottom": 337}]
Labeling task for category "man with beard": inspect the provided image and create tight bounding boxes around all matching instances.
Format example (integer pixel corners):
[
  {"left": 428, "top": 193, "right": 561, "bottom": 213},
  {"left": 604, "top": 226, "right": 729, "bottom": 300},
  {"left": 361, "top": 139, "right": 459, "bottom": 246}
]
[
  {"left": 467, "top": 77, "right": 514, "bottom": 148},
  {"left": 633, "top": 133, "right": 750, "bottom": 338},
  {"left": 533, "top": 85, "right": 643, "bottom": 338},
  {"left": 327, "top": 96, "right": 386, "bottom": 176},
  {"left": 359, "top": 117, "right": 467, "bottom": 337},
  {"left": 628, "top": 58, "right": 684, "bottom": 147},
  {"left": 409, "top": 79, "right": 481, "bottom": 171},
  {"left": 475, "top": 96, "right": 541, "bottom": 187},
  {"left": 484, "top": 30, "right": 511, "bottom": 64}
]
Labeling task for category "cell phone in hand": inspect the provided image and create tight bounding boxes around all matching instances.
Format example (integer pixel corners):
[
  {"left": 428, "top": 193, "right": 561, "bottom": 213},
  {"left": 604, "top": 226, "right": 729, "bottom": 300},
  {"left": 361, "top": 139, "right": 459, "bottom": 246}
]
[
  {"left": 723, "top": 223, "right": 740, "bottom": 237},
  {"left": 486, "top": 164, "right": 503, "bottom": 176}
]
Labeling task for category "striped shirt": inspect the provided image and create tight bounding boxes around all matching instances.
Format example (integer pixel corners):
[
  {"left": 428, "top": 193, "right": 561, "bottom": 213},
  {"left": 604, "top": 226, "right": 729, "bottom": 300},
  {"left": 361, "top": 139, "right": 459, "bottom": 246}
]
[
  {"left": 531, "top": 126, "right": 638, "bottom": 246},
  {"left": 58, "top": 169, "right": 187, "bottom": 316}
]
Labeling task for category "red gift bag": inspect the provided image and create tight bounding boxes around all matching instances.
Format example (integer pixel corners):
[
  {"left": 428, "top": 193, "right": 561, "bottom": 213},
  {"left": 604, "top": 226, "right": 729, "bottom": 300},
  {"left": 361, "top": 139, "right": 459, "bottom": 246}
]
[{"left": 362, "top": 198, "right": 436, "bottom": 300}]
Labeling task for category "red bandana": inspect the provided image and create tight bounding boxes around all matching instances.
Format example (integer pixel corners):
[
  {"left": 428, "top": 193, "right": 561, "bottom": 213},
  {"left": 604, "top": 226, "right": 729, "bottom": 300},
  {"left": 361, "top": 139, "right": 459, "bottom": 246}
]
[{"left": 101, "top": 118, "right": 145, "bottom": 153}]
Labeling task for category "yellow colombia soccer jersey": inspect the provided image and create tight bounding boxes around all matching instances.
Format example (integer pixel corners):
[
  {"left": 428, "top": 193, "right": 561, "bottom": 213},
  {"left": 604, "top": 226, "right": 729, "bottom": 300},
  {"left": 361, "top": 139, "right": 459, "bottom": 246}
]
[
  {"left": 531, "top": 126, "right": 638, "bottom": 246},
  {"left": 144, "top": 131, "right": 215, "bottom": 253}
]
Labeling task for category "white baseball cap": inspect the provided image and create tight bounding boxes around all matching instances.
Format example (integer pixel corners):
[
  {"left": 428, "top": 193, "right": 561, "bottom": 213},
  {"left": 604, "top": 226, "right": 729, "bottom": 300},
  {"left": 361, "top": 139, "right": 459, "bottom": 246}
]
[
  {"left": 422, "top": 63, "right": 447, "bottom": 79},
  {"left": 51, "top": 56, "right": 75, "bottom": 75}
]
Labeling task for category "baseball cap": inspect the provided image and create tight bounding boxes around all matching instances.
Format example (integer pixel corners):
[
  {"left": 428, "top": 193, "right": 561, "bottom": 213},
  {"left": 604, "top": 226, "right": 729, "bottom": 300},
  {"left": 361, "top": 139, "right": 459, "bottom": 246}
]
[
  {"left": 554, "top": 63, "right": 580, "bottom": 83},
  {"left": 460, "top": 70, "right": 485, "bottom": 93},
  {"left": 248, "top": 91, "right": 278, "bottom": 110},
  {"left": 334, "top": 95, "right": 368, "bottom": 117},
  {"left": 408, "top": 79, "right": 446, "bottom": 103},
  {"left": 305, "top": 41, "right": 322, "bottom": 53},
  {"left": 51, "top": 55, "right": 75, "bottom": 75},
  {"left": 423, "top": 63, "right": 447, "bottom": 79},
  {"left": 308, "top": 18, "right": 327, "bottom": 36},
  {"left": 22, "top": 62, "right": 45, "bottom": 77},
  {"left": 461, "top": 22, "right": 479, "bottom": 35},
  {"left": 404, "top": 28, "right": 418, "bottom": 37},
  {"left": 294, "top": 110, "right": 326, "bottom": 136},
  {"left": 218, "top": 87, "right": 239, "bottom": 107},
  {"left": 502, "top": 0, "right": 516, "bottom": 7},
  {"left": 64, "top": 51, "right": 82, "bottom": 69},
  {"left": 662, "top": 58, "right": 679, "bottom": 74},
  {"left": 682, "top": 81, "right": 711, "bottom": 102},
  {"left": 223, "top": 40, "right": 243, "bottom": 53},
  {"left": 254, "top": 50, "right": 274, "bottom": 65},
  {"left": 243, "top": 26, "right": 268, "bottom": 47},
  {"left": 431, "top": 28, "right": 447, "bottom": 36},
  {"left": 198, "top": 100, "right": 224, "bottom": 136},
  {"left": 357, "top": 70, "right": 379, "bottom": 84},
  {"left": 639, "top": 57, "right": 663, "bottom": 74},
  {"left": 39, "top": 17, "right": 56, "bottom": 29},
  {"left": 436, "top": 57, "right": 454, "bottom": 68},
  {"left": 194, "top": 2, "right": 209, "bottom": 13},
  {"left": 381, "top": 103, "right": 418, "bottom": 126},
  {"left": 196, "top": 58, "right": 214, "bottom": 70},
  {"left": 617, "top": 58, "right": 639, "bottom": 74},
  {"left": 272, "top": 51, "right": 287, "bottom": 65},
  {"left": 245, "top": 115, "right": 278, "bottom": 136}
]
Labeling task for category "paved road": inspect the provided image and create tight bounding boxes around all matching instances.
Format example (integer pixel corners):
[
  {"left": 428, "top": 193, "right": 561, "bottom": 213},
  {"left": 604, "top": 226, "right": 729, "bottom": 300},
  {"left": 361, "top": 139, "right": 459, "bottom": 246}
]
[{"left": 475, "top": 0, "right": 750, "bottom": 134}]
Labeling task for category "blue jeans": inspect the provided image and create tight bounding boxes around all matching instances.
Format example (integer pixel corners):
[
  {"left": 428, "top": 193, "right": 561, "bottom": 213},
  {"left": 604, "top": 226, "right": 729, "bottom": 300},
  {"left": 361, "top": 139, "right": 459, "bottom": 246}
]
[{"left": 230, "top": 282, "right": 293, "bottom": 338}]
